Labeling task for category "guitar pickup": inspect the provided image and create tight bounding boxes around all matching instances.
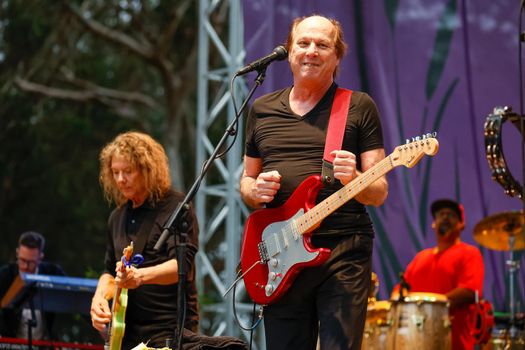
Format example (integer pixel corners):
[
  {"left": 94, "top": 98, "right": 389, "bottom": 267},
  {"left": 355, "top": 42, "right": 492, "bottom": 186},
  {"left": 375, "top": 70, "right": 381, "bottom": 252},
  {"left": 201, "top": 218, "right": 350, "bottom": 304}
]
[
  {"left": 258, "top": 241, "right": 269, "bottom": 263},
  {"left": 264, "top": 232, "right": 285, "bottom": 259}
]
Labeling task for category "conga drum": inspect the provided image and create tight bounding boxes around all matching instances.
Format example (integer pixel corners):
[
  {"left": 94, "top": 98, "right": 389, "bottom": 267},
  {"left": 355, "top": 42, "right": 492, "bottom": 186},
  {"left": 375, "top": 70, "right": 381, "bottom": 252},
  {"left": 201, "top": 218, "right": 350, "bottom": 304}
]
[
  {"left": 368, "top": 272, "right": 379, "bottom": 302},
  {"left": 362, "top": 300, "right": 391, "bottom": 350},
  {"left": 387, "top": 292, "right": 451, "bottom": 349}
]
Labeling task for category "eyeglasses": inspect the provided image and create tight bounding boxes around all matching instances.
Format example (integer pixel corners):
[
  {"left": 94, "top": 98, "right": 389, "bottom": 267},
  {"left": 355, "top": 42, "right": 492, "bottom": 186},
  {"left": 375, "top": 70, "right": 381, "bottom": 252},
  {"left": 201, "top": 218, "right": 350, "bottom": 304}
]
[{"left": 17, "top": 257, "right": 39, "bottom": 270}]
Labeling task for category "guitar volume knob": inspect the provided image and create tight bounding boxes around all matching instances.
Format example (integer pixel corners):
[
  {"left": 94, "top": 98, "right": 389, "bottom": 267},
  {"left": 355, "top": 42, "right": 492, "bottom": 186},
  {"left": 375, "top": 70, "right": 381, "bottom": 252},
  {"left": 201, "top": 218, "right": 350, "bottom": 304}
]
[
  {"left": 265, "top": 284, "right": 274, "bottom": 295},
  {"left": 270, "top": 258, "right": 279, "bottom": 267}
]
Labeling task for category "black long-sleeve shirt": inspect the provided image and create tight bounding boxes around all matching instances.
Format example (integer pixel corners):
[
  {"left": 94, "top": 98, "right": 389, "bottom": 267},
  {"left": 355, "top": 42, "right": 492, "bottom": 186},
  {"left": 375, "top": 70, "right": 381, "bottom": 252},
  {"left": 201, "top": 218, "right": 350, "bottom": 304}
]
[{"left": 103, "top": 189, "right": 199, "bottom": 349}]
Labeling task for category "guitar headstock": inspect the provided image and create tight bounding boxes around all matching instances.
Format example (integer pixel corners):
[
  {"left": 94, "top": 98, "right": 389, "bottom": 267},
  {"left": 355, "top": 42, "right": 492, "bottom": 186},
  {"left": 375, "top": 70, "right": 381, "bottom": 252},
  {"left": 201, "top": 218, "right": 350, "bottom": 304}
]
[
  {"left": 391, "top": 133, "right": 439, "bottom": 168},
  {"left": 122, "top": 242, "right": 134, "bottom": 263}
]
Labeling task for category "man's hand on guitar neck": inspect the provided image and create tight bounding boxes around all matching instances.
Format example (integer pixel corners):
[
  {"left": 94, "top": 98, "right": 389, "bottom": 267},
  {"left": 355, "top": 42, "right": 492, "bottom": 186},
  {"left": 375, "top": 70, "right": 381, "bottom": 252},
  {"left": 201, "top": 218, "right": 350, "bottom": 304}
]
[
  {"left": 331, "top": 150, "right": 358, "bottom": 185},
  {"left": 116, "top": 259, "right": 180, "bottom": 288},
  {"left": 331, "top": 148, "right": 388, "bottom": 206},
  {"left": 115, "top": 261, "right": 144, "bottom": 289}
]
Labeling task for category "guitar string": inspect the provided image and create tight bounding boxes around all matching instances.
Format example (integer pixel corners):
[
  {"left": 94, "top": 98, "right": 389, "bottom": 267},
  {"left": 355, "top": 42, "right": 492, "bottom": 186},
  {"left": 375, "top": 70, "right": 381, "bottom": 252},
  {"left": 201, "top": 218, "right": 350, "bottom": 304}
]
[
  {"left": 292, "top": 140, "right": 433, "bottom": 236},
  {"left": 251, "top": 140, "right": 434, "bottom": 302},
  {"left": 294, "top": 155, "right": 393, "bottom": 236}
]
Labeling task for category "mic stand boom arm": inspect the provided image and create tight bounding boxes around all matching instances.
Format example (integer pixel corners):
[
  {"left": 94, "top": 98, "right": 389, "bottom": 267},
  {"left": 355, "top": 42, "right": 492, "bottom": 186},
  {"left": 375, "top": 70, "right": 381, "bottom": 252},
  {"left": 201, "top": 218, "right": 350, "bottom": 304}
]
[{"left": 153, "top": 68, "right": 268, "bottom": 349}]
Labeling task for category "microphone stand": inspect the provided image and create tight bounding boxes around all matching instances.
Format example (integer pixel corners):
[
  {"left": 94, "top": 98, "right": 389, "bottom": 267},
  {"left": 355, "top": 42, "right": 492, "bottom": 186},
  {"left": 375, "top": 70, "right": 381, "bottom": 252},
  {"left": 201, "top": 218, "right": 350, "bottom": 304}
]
[
  {"left": 517, "top": 3, "right": 524, "bottom": 341},
  {"left": 154, "top": 67, "right": 268, "bottom": 350},
  {"left": 398, "top": 272, "right": 410, "bottom": 302},
  {"left": 26, "top": 294, "right": 37, "bottom": 350}
]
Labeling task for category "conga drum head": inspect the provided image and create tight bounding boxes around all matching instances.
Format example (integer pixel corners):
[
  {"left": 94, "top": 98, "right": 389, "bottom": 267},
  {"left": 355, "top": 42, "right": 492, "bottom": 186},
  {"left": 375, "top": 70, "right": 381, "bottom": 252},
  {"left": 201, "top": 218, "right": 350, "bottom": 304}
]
[
  {"left": 396, "top": 292, "right": 448, "bottom": 303},
  {"left": 387, "top": 292, "right": 451, "bottom": 350}
]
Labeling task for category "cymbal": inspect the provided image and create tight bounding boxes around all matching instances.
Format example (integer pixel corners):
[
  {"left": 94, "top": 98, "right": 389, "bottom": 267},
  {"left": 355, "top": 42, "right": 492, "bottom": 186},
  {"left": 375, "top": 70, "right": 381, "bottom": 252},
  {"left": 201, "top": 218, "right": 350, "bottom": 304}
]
[{"left": 473, "top": 211, "right": 525, "bottom": 251}]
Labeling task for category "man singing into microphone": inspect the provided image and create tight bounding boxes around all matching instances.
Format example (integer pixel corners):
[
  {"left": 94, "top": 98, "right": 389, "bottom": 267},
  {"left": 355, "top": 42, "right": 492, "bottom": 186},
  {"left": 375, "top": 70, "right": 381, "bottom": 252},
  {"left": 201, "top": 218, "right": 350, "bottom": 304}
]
[
  {"left": 393, "top": 199, "right": 484, "bottom": 350},
  {"left": 240, "top": 14, "right": 388, "bottom": 350}
]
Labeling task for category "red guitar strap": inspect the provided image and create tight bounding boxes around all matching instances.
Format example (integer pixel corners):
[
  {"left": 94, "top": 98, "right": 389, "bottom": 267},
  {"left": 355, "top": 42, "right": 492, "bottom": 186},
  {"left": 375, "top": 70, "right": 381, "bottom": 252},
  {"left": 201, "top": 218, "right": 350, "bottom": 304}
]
[{"left": 322, "top": 87, "right": 353, "bottom": 185}]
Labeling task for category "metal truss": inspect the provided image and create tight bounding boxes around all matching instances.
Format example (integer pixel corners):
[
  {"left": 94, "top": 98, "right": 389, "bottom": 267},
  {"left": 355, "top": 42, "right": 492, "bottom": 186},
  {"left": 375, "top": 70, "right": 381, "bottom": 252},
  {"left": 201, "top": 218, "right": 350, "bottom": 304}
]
[{"left": 196, "top": 0, "right": 264, "bottom": 348}]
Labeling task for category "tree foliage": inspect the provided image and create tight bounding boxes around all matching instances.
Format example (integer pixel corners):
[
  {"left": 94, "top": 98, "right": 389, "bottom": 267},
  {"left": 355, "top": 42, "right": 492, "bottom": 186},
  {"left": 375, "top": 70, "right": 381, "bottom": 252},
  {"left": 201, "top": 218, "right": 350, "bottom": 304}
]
[
  {"left": 0, "top": 0, "right": 202, "bottom": 271},
  {"left": 0, "top": 0, "right": 208, "bottom": 341},
  {"left": 0, "top": 0, "right": 235, "bottom": 341}
]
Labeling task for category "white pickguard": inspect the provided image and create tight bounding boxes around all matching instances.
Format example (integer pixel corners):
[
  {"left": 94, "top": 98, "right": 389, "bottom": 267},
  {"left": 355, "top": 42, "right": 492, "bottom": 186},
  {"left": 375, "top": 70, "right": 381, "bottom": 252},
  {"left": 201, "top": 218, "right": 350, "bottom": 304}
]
[{"left": 261, "top": 209, "right": 320, "bottom": 296}]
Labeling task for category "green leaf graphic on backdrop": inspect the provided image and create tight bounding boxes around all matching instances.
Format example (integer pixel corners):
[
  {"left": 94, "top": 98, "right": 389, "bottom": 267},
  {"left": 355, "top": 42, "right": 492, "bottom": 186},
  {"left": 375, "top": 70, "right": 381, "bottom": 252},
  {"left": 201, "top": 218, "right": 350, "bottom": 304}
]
[
  {"left": 454, "top": 142, "right": 461, "bottom": 202},
  {"left": 418, "top": 107, "right": 430, "bottom": 177},
  {"left": 384, "top": 0, "right": 399, "bottom": 30},
  {"left": 404, "top": 211, "right": 423, "bottom": 252},
  {"left": 425, "top": 0, "right": 457, "bottom": 100},
  {"left": 419, "top": 78, "right": 459, "bottom": 234},
  {"left": 369, "top": 207, "right": 402, "bottom": 294}
]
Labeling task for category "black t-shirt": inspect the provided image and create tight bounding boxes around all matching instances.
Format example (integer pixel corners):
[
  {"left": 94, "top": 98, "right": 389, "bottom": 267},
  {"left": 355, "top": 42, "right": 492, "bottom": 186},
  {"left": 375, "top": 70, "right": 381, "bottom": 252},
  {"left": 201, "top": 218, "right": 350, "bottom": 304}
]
[
  {"left": 104, "top": 190, "right": 199, "bottom": 349},
  {"left": 245, "top": 83, "right": 384, "bottom": 236}
]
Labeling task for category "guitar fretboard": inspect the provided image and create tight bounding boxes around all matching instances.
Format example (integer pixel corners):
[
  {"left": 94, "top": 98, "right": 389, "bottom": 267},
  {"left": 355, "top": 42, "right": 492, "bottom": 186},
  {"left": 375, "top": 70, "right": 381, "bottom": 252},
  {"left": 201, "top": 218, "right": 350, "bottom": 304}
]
[{"left": 294, "top": 155, "right": 394, "bottom": 235}]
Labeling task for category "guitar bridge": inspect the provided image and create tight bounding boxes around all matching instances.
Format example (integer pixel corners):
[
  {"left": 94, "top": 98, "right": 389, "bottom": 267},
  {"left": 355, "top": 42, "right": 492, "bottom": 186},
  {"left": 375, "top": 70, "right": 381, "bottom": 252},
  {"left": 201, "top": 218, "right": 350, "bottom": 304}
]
[{"left": 258, "top": 241, "right": 269, "bottom": 263}]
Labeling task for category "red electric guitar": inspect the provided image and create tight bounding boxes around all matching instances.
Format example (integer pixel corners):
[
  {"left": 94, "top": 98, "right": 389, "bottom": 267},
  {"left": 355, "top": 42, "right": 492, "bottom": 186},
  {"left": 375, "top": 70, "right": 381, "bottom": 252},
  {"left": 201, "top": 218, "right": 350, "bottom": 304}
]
[{"left": 240, "top": 136, "right": 439, "bottom": 305}]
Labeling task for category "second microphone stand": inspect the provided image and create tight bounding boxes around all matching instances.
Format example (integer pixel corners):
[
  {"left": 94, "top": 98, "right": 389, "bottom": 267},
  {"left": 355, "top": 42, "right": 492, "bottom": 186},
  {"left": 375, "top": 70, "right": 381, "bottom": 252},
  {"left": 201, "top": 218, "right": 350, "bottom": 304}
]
[{"left": 154, "top": 68, "right": 268, "bottom": 350}]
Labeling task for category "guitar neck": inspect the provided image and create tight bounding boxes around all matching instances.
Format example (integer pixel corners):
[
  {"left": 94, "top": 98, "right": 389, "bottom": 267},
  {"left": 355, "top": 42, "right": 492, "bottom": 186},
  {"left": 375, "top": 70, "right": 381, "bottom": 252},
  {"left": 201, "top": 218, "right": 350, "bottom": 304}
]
[
  {"left": 112, "top": 287, "right": 122, "bottom": 312},
  {"left": 296, "top": 155, "right": 394, "bottom": 234}
]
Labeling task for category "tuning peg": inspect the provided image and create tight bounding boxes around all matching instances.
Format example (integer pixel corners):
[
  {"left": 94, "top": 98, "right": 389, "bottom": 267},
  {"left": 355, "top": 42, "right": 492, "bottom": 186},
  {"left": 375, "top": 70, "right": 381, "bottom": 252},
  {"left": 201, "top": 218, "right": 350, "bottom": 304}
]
[{"left": 493, "top": 106, "right": 506, "bottom": 115}]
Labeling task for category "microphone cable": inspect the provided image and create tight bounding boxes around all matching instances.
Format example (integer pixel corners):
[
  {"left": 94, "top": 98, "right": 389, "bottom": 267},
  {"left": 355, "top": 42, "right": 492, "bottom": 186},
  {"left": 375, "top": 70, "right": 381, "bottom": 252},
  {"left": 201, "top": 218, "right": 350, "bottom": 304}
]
[
  {"left": 231, "top": 269, "right": 264, "bottom": 350},
  {"left": 518, "top": 4, "right": 525, "bottom": 327}
]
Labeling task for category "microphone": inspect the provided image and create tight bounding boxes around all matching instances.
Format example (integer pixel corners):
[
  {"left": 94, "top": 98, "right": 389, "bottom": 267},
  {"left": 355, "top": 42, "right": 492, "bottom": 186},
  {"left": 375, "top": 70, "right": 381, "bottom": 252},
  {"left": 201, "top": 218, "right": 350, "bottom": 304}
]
[
  {"left": 236, "top": 45, "right": 288, "bottom": 76},
  {"left": 399, "top": 272, "right": 411, "bottom": 302},
  {"left": 438, "top": 223, "right": 450, "bottom": 236}
]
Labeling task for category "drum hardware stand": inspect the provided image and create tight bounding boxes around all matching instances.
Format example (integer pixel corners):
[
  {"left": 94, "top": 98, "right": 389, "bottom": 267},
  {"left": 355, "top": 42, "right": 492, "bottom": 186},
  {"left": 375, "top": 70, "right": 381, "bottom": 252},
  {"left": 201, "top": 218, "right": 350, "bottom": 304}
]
[
  {"left": 153, "top": 61, "right": 272, "bottom": 348},
  {"left": 483, "top": 105, "right": 525, "bottom": 344},
  {"left": 26, "top": 296, "right": 37, "bottom": 350},
  {"left": 506, "top": 235, "right": 521, "bottom": 340}
]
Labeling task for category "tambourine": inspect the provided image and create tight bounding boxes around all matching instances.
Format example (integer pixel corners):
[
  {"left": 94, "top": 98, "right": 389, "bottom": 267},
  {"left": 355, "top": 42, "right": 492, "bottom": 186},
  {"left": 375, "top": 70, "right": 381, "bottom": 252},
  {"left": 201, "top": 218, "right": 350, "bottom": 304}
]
[
  {"left": 484, "top": 106, "right": 524, "bottom": 199},
  {"left": 468, "top": 299, "right": 495, "bottom": 344}
]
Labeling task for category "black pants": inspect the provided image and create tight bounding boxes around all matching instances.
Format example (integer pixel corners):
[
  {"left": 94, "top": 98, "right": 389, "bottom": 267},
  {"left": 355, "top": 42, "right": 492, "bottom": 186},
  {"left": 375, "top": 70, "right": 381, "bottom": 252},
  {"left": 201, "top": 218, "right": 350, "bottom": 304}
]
[{"left": 263, "top": 234, "right": 373, "bottom": 350}]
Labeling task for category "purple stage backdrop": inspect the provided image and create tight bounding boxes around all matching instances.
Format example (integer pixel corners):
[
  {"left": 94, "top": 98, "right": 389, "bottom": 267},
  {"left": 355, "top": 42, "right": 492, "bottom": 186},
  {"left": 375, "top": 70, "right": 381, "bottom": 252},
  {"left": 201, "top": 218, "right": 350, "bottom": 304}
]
[{"left": 242, "top": 0, "right": 524, "bottom": 311}]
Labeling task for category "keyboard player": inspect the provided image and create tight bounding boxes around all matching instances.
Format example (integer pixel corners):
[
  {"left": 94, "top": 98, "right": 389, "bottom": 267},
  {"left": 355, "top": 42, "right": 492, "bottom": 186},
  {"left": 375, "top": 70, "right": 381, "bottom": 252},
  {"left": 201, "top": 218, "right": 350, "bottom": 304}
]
[{"left": 0, "top": 231, "right": 65, "bottom": 340}]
